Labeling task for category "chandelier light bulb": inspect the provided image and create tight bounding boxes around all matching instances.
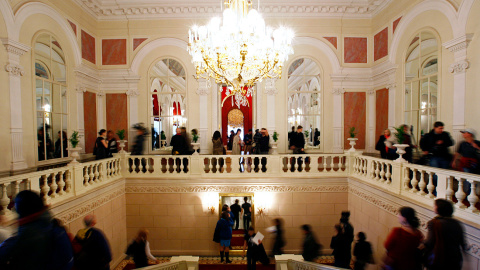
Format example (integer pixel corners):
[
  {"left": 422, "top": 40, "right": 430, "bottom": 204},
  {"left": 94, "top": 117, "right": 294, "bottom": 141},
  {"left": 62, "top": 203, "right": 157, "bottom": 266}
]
[{"left": 188, "top": 0, "right": 294, "bottom": 108}]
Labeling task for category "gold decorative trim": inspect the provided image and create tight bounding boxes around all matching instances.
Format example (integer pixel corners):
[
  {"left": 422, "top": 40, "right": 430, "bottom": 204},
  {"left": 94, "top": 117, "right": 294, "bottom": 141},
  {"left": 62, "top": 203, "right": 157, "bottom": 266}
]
[
  {"left": 125, "top": 184, "right": 348, "bottom": 193},
  {"left": 57, "top": 186, "right": 125, "bottom": 224}
]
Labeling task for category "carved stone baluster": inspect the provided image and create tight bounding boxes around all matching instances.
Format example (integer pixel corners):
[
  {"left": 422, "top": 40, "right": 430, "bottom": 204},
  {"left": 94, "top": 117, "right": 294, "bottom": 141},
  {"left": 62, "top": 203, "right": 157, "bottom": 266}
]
[
  {"left": 83, "top": 167, "right": 89, "bottom": 187},
  {"left": 329, "top": 156, "right": 334, "bottom": 172},
  {"left": 426, "top": 172, "right": 435, "bottom": 199},
  {"left": 411, "top": 169, "right": 419, "bottom": 192},
  {"left": 445, "top": 176, "right": 454, "bottom": 201},
  {"left": 215, "top": 158, "right": 220, "bottom": 173},
  {"left": 379, "top": 163, "right": 385, "bottom": 182},
  {"left": 65, "top": 170, "right": 72, "bottom": 193},
  {"left": 385, "top": 164, "right": 391, "bottom": 183},
  {"left": 455, "top": 178, "right": 467, "bottom": 208},
  {"left": 106, "top": 160, "right": 111, "bottom": 178},
  {"left": 57, "top": 170, "right": 65, "bottom": 196},
  {"left": 403, "top": 167, "right": 411, "bottom": 191},
  {"left": 323, "top": 156, "right": 328, "bottom": 172},
  {"left": 49, "top": 173, "right": 58, "bottom": 199},
  {"left": 418, "top": 171, "right": 427, "bottom": 195},
  {"left": 0, "top": 184, "right": 11, "bottom": 215},
  {"left": 94, "top": 164, "right": 100, "bottom": 182},
  {"left": 363, "top": 159, "right": 368, "bottom": 177},
  {"left": 374, "top": 161, "right": 380, "bottom": 181},
  {"left": 13, "top": 180, "right": 20, "bottom": 200},
  {"left": 41, "top": 174, "right": 50, "bottom": 204},
  {"left": 89, "top": 165, "right": 95, "bottom": 184},
  {"left": 467, "top": 180, "right": 479, "bottom": 213}
]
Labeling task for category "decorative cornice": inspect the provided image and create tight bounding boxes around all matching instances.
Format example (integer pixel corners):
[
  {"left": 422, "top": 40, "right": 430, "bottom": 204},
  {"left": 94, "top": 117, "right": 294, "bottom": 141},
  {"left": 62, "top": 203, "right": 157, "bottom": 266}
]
[
  {"left": 126, "top": 89, "right": 139, "bottom": 97},
  {"left": 1, "top": 39, "right": 30, "bottom": 56},
  {"left": 386, "top": 83, "right": 396, "bottom": 90},
  {"left": 125, "top": 184, "right": 348, "bottom": 193},
  {"left": 72, "top": 0, "right": 393, "bottom": 20},
  {"left": 331, "top": 88, "right": 345, "bottom": 95},
  {"left": 264, "top": 78, "right": 278, "bottom": 96},
  {"left": 57, "top": 186, "right": 125, "bottom": 224},
  {"left": 443, "top": 34, "right": 473, "bottom": 53},
  {"left": 449, "top": 60, "right": 469, "bottom": 74},
  {"left": 5, "top": 63, "right": 25, "bottom": 76}
]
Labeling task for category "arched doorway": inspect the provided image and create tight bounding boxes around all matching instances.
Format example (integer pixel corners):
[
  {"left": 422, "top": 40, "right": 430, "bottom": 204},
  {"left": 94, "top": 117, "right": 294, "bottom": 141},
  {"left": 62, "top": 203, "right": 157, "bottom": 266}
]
[{"left": 221, "top": 86, "right": 253, "bottom": 146}]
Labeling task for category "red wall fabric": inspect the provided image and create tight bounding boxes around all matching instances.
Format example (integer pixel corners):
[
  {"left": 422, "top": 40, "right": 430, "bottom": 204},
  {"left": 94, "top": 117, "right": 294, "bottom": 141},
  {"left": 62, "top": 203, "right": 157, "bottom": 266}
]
[
  {"left": 221, "top": 87, "right": 253, "bottom": 145},
  {"left": 106, "top": 94, "right": 128, "bottom": 149},
  {"left": 344, "top": 92, "right": 366, "bottom": 149},
  {"left": 376, "top": 88, "right": 389, "bottom": 139},
  {"left": 81, "top": 30, "right": 96, "bottom": 64},
  {"left": 83, "top": 91, "right": 97, "bottom": 154},
  {"left": 374, "top": 27, "right": 389, "bottom": 61}
]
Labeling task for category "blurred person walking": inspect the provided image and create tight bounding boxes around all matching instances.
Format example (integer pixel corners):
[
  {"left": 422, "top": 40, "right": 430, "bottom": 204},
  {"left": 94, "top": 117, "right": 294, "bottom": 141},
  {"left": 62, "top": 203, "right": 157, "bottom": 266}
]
[
  {"left": 353, "top": 232, "right": 373, "bottom": 270},
  {"left": 330, "top": 224, "right": 350, "bottom": 268},
  {"left": 383, "top": 207, "right": 423, "bottom": 270},
  {"left": 424, "top": 199, "right": 465, "bottom": 270},
  {"left": 213, "top": 212, "right": 234, "bottom": 263},
  {"left": 94, "top": 129, "right": 108, "bottom": 160},
  {"left": 301, "top": 224, "right": 321, "bottom": 262},
  {"left": 420, "top": 121, "right": 454, "bottom": 169},
  {"left": 126, "top": 229, "right": 159, "bottom": 268}
]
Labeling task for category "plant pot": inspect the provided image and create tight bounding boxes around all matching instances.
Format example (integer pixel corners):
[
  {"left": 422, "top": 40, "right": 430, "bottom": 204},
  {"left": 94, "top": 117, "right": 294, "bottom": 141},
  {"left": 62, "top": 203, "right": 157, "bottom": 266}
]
[
  {"left": 118, "top": 140, "right": 127, "bottom": 153},
  {"left": 347, "top": 138, "right": 358, "bottom": 152},
  {"left": 393, "top": 144, "right": 409, "bottom": 163},
  {"left": 271, "top": 141, "right": 279, "bottom": 155},
  {"left": 192, "top": 143, "right": 200, "bottom": 155},
  {"left": 67, "top": 147, "right": 82, "bottom": 165},
  {"left": 160, "top": 140, "right": 167, "bottom": 149}
]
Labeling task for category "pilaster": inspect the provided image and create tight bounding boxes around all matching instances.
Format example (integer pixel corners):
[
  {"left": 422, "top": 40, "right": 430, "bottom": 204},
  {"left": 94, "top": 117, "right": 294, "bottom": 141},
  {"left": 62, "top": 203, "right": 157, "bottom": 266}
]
[
  {"left": 367, "top": 90, "right": 376, "bottom": 153},
  {"left": 196, "top": 78, "right": 211, "bottom": 154},
  {"left": 126, "top": 89, "right": 139, "bottom": 146},
  {"left": 443, "top": 34, "right": 473, "bottom": 146},
  {"left": 265, "top": 78, "right": 277, "bottom": 136},
  {"left": 386, "top": 83, "right": 396, "bottom": 130},
  {"left": 332, "top": 88, "right": 345, "bottom": 153},
  {"left": 96, "top": 90, "right": 106, "bottom": 132},
  {"left": 75, "top": 85, "right": 87, "bottom": 153},
  {"left": 2, "top": 39, "right": 30, "bottom": 171}
]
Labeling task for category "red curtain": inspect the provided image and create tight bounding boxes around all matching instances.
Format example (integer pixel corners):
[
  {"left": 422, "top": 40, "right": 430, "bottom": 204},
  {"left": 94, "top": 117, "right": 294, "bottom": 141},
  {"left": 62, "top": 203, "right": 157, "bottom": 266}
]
[{"left": 221, "top": 86, "right": 253, "bottom": 145}]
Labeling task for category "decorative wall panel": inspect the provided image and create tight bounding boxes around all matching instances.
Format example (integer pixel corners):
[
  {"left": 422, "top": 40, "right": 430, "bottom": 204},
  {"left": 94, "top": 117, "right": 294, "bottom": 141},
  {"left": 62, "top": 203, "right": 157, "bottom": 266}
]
[
  {"left": 106, "top": 94, "right": 128, "bottom": 149},
  {"left": 323, "top": 36, "right": 337, "bottom": 49},
  {"left": 374, "top": 27, "right": 388, "bottom": 61},
  {"left": 344, "top": 92, "right": 366, "bottom": 149},
  {"left": 81, "top": 30, "right": 96, "bottom": 64},
  {"left": 83, "top": 91, "right": 97, "bottom": 153},
  {"left": 133, "top": 38, "right": 147, "bottom": 51},
  {"left": 102, "top": 39, "right": 127, "bottom": 65},
  {"left": 344, "top": 37, "right": 367, "bottom": 63},
  {"left": 375, "top": 88, "right": 389, "bottom": 139}
]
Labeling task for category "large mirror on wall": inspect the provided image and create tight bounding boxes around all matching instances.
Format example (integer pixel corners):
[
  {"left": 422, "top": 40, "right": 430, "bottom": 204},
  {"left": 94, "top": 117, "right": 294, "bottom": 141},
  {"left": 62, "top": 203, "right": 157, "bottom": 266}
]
[
  {"left": 34, "top": 34, "right": 68, "bottom": 162},
  {"left": 149, "top": 59, "right": 187, "bottom": 151},
  {"left": 404, "top": 31, "right": 438, "bottom": 141},
  {"left": 287, "top": 58, "right": 322, "bottom": 149}
]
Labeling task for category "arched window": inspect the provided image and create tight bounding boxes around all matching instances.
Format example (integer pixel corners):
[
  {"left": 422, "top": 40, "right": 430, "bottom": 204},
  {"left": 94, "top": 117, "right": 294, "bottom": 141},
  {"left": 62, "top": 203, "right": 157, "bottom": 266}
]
[
  {"left": 34, "top": 34, "right": 68, "bottom": 161},
  {"left": 287, "top": 58, "right": 322, "bottom": 148},
  {"left": 404, "top": 31, "right": 438, "bottom": 140},
  {"left": 149, "top": 58, "right": 187, "bottom": 151}
]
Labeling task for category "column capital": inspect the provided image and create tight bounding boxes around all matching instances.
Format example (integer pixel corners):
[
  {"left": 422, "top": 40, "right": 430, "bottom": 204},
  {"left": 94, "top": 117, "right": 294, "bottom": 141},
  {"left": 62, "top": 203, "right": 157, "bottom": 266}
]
[
  {"left": 97, "top": 90, "right": 105, "bottom": 97},
  {"left": 386, "top": 83, "right": 396, "bottom": 90},
  {"left": 196, "top": 78, "right": 211, "bottom": 96},
  {"left": 443, "top": 34, "right": 473, "bottom": 53},
  {"left": 5, "top": 63, "right": 25, "bottom": 76},
  {"left": 332, "top": 88, "right": 345, "bottom": 95},
  {"left": 76, "top": 85, "right": 87, "bottom": 93},
  {"left": 449, "top": 60, "right": 469, "bottom": 74},
  {"left": 264, "top": 78, "right": 278, "bottom": 95},
  {"left": 126, "top": 89, "right": 139, "bottom": 97},
  {"left": 1, "top": 39, "right": 30, "bottom": 57},
  {"left": 367, "top": 89, "right": 375, "bottom": 95}
]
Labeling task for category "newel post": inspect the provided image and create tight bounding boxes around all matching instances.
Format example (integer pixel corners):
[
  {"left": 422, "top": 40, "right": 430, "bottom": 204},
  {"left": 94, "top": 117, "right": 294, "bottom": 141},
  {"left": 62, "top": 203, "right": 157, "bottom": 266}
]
[{"left": 389, "top": 162, "right": 403, "bottom": 195}]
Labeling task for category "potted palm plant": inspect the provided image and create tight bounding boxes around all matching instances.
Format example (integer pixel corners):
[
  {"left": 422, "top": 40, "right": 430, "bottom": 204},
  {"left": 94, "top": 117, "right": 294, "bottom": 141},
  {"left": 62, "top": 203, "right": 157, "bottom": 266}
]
[
  {"left": 347, "top": 127, "right": 358, "bottom": 152},
  {"left": 271, "top": 131, "right": 279, "bottom": 155},
  {"left": 393, "top": 126, "right": 409, "bottom": 163},
  {"left": 67, "top": 131, "right": 82, "bottom": 164},
  {"left": 191, "top": 129, "right": 200, "bottom": 155},
  {"left": 116, "top": 129, "right": 127, "bottom": 153}
]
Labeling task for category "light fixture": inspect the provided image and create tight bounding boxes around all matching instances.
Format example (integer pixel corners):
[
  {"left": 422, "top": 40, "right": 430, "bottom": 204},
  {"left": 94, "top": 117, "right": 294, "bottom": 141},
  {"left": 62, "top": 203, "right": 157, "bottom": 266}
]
[
  {"left": 188, "top": 0, "right": 294, "bottom": 108},
  {"left": 257, "top": 207, "right": 266, "bottom": 215},
  {"left": 208, "top": 206, "right": 215, "bottom": 214}
]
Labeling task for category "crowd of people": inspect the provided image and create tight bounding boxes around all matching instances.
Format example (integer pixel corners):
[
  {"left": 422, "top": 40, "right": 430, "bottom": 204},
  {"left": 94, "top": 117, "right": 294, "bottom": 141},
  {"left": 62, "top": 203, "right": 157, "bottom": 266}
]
[
  {"left": 225, "top": 128, "right": 271, "bottom": 155},
  {"left": 297, "top": 200, "right": 465, "bottom": 270},
  {"left": 377, "top": 121, "right": 480, "bottom": 174},
  {"left": 37, "top": 126, "right": 69, "bottom": 160}
]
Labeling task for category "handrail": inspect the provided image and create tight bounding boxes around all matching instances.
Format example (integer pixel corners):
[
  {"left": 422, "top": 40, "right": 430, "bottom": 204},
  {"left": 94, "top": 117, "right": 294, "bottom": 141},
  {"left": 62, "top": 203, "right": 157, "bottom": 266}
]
[{"left": 1, "top": 152, "right": 479, "bottom": 225}]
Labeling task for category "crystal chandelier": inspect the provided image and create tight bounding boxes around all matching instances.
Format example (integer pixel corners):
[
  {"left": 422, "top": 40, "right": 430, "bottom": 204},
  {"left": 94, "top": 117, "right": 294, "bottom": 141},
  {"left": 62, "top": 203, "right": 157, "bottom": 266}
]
[{"left": 188, "top": 0, "right": 294, "bottom": 107}]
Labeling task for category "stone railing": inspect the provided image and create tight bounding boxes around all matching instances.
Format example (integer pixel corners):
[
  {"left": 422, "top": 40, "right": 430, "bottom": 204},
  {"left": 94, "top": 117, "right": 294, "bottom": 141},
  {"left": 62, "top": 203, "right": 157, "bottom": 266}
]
[
  {"left": 0, "top": 156, "right": 122, "bottom": 217},
  {"left": 351, "top": 155, "right": 480, "bottom": 224},
  {"left": 139, "top": 256, "right": 199, "bottom": 270},
  {"left": 275, "top": 255, "right": 344, "bottom": 270},
  {"left": 1, "top": 152, "right": 480, "bottom": 225},
  {"left": 125, "top": 153, "right": 348, "bottom": 178}
]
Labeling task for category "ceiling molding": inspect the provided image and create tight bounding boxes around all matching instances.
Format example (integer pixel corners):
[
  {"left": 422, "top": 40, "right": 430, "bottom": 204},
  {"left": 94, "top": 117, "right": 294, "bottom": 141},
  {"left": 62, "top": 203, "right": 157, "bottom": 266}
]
[{"left": 71, "top": 0, "right": 394, "bottom": 21}]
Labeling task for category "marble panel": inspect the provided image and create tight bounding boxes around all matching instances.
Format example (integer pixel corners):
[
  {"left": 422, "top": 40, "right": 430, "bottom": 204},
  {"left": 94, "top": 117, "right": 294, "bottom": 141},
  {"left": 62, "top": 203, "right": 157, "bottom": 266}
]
[
  {"left": 374, "top": 27, "right": 388, "bottom": 61},
  {"left": 344, "top": 92, "right": 366, "bottom": 149},
  {"left": 393, "top": 17, "right": 402, "bottom": 34},
  {"left": 68, "top": 20, "right": 76, "bottom": 35},
  {"left": 83, "top": 91, "right": 97, "bottom": 154},
  {"left": 81, "top": 30, "right": 96, "bottom": 64},
  {"left": 102, "top": 39, "right": 127, "bottom": 65},
  {"left": 106, "top": 94, "right": 128, "bottom": 149},
  {"left": 133, "top": 38, "right": 147, "bottom": 50},
  {"left": 375, "top": 88, "right": 389, "bottom": 139},
  {"left": 323, "top": 36, "right": 337, "bottom": 49},
  {"left": 344, "top": 37, "right": 368, "bottom": 63}
]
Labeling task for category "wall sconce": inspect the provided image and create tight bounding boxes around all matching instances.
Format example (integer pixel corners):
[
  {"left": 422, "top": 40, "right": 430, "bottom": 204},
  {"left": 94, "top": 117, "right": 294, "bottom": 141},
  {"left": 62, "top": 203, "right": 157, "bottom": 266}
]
[
  {"left": 257, "top": 207, "right": 266, "bottom": 215},
  {"left": 208, "top": 206, "right": 215, "bottom": 214}
]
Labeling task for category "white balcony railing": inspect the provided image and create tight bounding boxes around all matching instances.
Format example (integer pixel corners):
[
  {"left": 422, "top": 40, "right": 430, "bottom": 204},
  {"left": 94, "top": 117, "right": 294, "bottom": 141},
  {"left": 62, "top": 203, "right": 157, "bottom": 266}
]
[{"left": 1, "top": 152, "right": 479, "bottom": 225}]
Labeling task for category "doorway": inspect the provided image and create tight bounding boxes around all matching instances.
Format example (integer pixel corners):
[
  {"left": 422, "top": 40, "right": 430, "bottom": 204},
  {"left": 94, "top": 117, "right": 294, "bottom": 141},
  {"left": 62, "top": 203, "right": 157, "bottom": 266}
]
[
  {"left": 221, "top": 86, "right": 253, "bottom": 146},
  {"left": 219, "top": 193, "right": 254, "bottom": 253}
]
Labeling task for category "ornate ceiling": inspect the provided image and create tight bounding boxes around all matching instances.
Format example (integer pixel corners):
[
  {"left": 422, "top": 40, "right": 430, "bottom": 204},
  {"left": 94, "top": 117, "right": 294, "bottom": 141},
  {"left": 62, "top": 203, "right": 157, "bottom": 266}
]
[{"left": 72, "top": 0, "right": 393, "bottom": 20}]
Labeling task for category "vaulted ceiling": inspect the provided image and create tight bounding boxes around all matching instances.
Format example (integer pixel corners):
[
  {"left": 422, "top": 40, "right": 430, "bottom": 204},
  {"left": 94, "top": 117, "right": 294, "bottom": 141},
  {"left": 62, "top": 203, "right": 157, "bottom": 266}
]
[{"left": 72, "top": 0, "right": 393, "bottom": 20}]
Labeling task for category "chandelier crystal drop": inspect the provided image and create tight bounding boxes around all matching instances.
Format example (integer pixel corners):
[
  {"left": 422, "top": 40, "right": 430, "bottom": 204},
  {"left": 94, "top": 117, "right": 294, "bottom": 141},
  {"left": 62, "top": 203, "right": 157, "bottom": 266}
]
[{"left": 188, "top": 0, "right": 294, "bottom": 107}]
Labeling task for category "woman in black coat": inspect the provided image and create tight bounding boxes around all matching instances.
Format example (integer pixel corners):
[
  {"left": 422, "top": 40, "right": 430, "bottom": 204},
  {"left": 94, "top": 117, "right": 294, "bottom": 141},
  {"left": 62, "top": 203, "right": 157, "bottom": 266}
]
[
  {"left": 94, "top": 129, "right": 108, "bottom": 160},
  {"left": 376, "top": 129, "right": 393, "bottom": 159},
  {"left": 270, "top": 218, "right": 285, "bottom": 256}
]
